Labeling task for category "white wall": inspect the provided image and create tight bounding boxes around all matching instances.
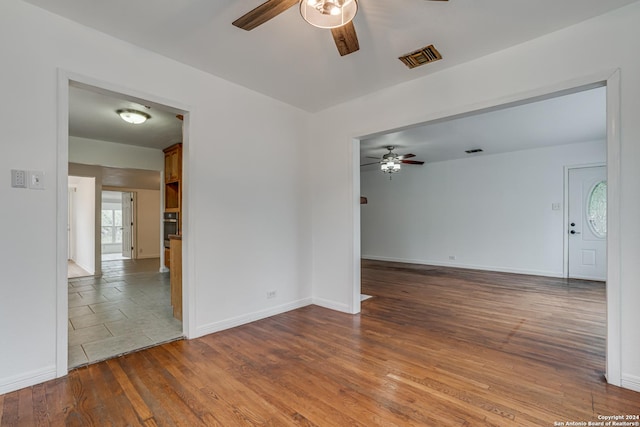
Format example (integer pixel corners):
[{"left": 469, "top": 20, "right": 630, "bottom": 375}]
[
  {"left": 0, "top": 0, "right": 311, "bottom": 394},
  {"left": 361, "top": 140, "right": 606, "bottom": 277},
  {"left": 68, "top": 176, "right": 95, "bottom": 272},
  {"left": 133, "top": 190, "right": 161, "bottom": 259},
  {"left": 69, "top": 136, "right": 163, "bottom": 171},
  {"left": 309, "top": 2, "right": 640, "bottom": 392}
]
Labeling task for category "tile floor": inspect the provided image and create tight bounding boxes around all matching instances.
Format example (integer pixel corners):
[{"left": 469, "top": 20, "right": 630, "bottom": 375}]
[{"left": 68, "top": 258, "right": 183, "bottom": 369}]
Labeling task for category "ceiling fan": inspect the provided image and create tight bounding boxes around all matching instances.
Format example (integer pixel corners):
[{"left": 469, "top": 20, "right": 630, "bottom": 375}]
[
  {"left": 361, "top": 146, "right": 425, "bottom": 174},
  {"left": 233, "top": 0, "right": 449, "bottom": 57}
]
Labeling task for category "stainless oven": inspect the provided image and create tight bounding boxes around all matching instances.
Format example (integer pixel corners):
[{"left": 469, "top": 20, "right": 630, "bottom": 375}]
[{"left": 163, "top": 212, "right": 179, "bottom": 248}]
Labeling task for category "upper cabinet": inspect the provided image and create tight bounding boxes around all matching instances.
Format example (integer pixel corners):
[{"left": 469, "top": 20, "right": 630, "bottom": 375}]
[
  {"left": 164, "top": 143, "right": 182, "bottom": 183},
  {"left": 163, "top": 143, "right": 182, "bottom": 212}
]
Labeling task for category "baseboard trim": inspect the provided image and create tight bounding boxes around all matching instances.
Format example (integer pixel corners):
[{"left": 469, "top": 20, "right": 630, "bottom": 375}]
[
  {"left": 361, "top": 255, "right": 564, "bottom": 278},
  {"left": 136, "top": 254, "right": 160, "bottom": 260},
  {"left": 312, "top": 297, "right": 352, "bottom": 313},
  {"left": 194, "top": 298, "right": 313, "bottom": 338},
  {"left": 621, "top": 373, "right": 640, "bottom": 393},
  {"left": 0, "top": 365, "right": 57, "bottom": 395}
]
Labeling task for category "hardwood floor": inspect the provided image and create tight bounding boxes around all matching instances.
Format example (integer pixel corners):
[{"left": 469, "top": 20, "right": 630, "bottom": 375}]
[{"left": 2, "top": 260, "right": 639, "bottom": 426}]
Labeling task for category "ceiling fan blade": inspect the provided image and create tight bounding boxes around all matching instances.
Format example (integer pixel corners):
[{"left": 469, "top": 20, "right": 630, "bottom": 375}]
[
  {"left": 366, "top": 156, "right": 381, "bottom": 159},
  {"left": 331, "top": 21, "right": 360, "bottom": 56},
  {"left": 360, "top": 161, "right": 381, "bottom": 167},
  {"left": 232, "top": 0, "right": 298, "bottom": 31},
  {"left": 401, "top": 160, "right": 425, "bottom": 165},
  {"left": 399, "top": 153, "right": 416, "bottom": 159}
]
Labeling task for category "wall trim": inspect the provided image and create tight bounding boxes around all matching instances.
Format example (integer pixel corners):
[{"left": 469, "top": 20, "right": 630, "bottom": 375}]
[
  {"left": 312, "top": 297, "right": 352, "bottom": 314},
  {"left": 0, "top": 366, "right": 56, "bottom": 395},
  {"left": 621, "top": 374, "right": 640, "bottom": 393},
  {"left": 195, "top": 298, "right": 313, "bottom": 338},
  {"left": 362, "top": 255, "right": 564, "bottom": 279}
]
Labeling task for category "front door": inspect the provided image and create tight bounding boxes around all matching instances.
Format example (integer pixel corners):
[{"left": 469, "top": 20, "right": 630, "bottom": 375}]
[{"left": 568, "top": 166, "right": 607, "bottom": 281}]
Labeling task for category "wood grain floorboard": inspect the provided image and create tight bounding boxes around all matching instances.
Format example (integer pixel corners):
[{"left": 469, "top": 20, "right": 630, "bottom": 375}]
[{"left": 2, "top": 260, "right": 639, "bottom": 426}]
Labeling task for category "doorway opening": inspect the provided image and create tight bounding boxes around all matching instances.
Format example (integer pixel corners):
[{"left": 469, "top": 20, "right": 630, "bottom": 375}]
[
  {"left": 67, "top": 176, "right": 96, "bottom": 279},
  {"left": 57, "top": 73, "right": 189, "bottom": 374},
  {"left": 354, "top": 72, "right": 621, "bottom": 386},
  {"left": 101, "top": 190, "right": 134, "bottom": 262}
]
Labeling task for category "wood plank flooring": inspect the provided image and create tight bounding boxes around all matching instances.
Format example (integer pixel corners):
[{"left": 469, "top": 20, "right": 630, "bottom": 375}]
[{"left": 2, "top": 260, "right": 639, "bottom": 426}]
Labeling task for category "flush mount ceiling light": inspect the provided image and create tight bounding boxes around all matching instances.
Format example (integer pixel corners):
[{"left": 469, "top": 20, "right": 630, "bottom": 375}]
[
  {"left": 116, "top": 109, "right": 151, "bottom": 125},
  {"left": 300, "top": 0, "right": 358, "bottom": 29}
]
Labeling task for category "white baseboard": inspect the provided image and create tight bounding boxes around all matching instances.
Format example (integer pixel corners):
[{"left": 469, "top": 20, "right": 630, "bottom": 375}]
[
  {"left": 361, "top": 255, "right": 564, "bottom": 278},
  {"left": 136, "top": 254, "right": 160, "bottom": 260},
  {"left": 312, "top": 297, "right": 352, "bottom": 313},
  {"left": 0, "top": 365, "right": 57, "bottom": 395},
  {"left": 195, "top": 298, "right": 313, "bottom": 338},
  {"left": 622, "top": 373, "right": 640, "bottom": 393}
]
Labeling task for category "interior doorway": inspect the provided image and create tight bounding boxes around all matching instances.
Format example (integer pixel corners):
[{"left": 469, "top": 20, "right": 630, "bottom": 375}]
[
  {"left": 58, "top": 74, "right": 189, "bottom": 373},
  {"left": 67, "top": 176, "right": 96, "bottom": 278},
  {"left": 101, "top": 190, "right": 135, "bottom": 261},
  {"left": 354, "top": 72, "right": 622, "bottom": 386}
]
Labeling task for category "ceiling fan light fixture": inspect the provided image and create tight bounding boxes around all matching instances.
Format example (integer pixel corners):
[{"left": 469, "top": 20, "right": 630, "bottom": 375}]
[
  {"left": 381, "top": 159, "right": 401, "bottom": 174},
  {"left": 116, "top": 108, "right": 150, "bottom": 125},
  {"left": 300, "top": 0, "right": 357, "bottom": 29}
]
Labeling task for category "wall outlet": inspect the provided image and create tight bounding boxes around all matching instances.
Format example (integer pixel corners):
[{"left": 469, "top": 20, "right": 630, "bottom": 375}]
[
  {"left": 267, "top": 290, "right": 277, "bottom": 299},
  {"left": 449, "top": 255, "right": 457, "bottom": 260},
  {"left": 11, "top": 169, "right": 27, "bottom": 188}
]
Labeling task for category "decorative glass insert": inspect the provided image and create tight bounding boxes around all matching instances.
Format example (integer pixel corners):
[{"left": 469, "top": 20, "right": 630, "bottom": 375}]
[{"left": 587, "top": 181, "right": 607, "bottom": 238}]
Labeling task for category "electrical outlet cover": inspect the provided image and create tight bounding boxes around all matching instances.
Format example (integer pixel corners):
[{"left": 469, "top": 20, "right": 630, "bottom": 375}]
[{"left": 29, "top": 171, "right": 45, "bottom": 190}]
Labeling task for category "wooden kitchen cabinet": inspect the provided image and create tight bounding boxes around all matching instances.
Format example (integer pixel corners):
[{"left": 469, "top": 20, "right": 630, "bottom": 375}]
[
  {"left": 163, "top": 143, "right": 182, "bottom": 212},
  {"left": 169, "top": 235, "right": 182, "bottom": 321},
  {"left": 164, "top": 143, "right": 182, "bottom": 183}
]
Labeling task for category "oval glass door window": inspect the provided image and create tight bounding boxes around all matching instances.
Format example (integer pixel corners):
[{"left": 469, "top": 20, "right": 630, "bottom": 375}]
[{"left": 587, "top": 180, "right": 607, "bottom": 238}]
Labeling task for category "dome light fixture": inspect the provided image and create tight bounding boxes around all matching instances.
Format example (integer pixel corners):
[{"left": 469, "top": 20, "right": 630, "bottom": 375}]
[
  {"left": 116, "top": 108, "right": 151, "bottom": 125},
  {"left": 300, "top": 0, "right": 358, "bottom": 29}
]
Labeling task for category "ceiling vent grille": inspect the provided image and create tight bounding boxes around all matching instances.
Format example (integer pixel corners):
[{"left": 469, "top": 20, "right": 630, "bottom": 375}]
[{"left": 399, "top": 44, "right": 442, "bottom": 69}]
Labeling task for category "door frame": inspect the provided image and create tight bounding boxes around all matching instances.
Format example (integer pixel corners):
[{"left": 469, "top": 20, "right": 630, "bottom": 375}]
[
  {"left": 563, "top": 163, "right": 607, "bottom": 280},
  {"left": 352, "top": 69, "right": 622, "bottom": 386},
  {"left": 56, "top": 69, "right": 193, "bottom": 378}
]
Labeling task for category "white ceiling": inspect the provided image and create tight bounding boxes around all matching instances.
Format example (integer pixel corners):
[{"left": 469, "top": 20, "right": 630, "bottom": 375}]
[
  {"left": 69, "top": 83, "right": 183, "bottom": 150},
  {"left": 360, "top": 86, "right": 606, "bottom": 167},
  {"left": 22, "top": 0, "right": 638, "bottom": 113},
  {"left": 56, "top": 2, "right": 609, "bottom": 155}
]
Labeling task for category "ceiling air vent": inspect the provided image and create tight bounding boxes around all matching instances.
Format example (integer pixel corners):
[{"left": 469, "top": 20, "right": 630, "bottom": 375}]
[
  {"left": 399, "top": 44, "right": 442, "bottom": 69},
  {"left": 465, "top": 148, "right": 484, "bottom": 154}
]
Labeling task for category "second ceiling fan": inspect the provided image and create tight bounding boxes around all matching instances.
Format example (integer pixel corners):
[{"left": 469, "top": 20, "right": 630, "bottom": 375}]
[{"left": 233, "top": 0, "right": 448, "bottom": 57}]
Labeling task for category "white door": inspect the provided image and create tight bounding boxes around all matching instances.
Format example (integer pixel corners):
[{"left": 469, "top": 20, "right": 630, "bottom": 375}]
[
  {"left": 121, "top": 192, "right": 133, "bottom": 259},
  {"left": 568, "top": 166, "right": 607, "bottom": 281},
  {"left": 68, "top": 187, "right": 75, "bottom": 260}
]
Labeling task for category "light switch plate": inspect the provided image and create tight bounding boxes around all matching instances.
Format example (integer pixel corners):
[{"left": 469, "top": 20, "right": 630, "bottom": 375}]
[
  {"left": 29, "top": 170, "right": 45, "bottom": 190},
  {"left": 11, "top": 169, "right": 27, "bottom": 188}
]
